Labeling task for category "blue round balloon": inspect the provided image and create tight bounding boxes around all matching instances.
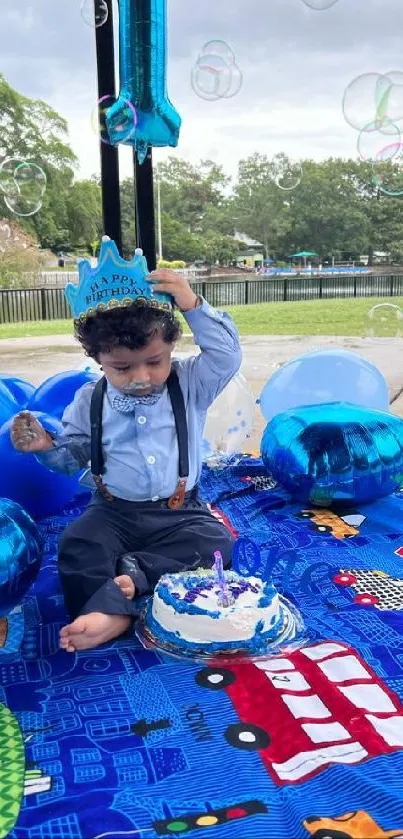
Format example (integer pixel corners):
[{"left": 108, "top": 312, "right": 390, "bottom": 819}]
[
  {"left": 0, "top": 380, "right": 19, "bottom": 428},
  {"left": 0, "top": 374, "right": 35, "bottom": 407},
  {"left": 0, "top": 412, "right": 86, "bottom": 519},
  {"left": 261, "top": 401, "right": 403, "bottom": 507},
  {"left": 259, "top": 350, "right": 389, "bottom": 422},
  {"left": 0, "top": 498, "right": 42, "bottom": 616},
  {"left": 27, "top": 369, "right": 99, "bottom": 420}
]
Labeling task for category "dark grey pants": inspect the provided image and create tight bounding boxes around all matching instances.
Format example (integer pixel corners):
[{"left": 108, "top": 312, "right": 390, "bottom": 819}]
[{"left": 58, "top": 490, "right": 234, "bottom": 620}]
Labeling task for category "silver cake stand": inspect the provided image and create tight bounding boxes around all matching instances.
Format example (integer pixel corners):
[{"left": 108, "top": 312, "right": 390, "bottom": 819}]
[{"left": 135, "top": 595, "right": 309, "bottom": 663}]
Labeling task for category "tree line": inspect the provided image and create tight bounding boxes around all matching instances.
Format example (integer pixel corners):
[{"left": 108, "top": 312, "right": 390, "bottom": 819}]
[{"left": 1, "top": 74, "right": 403, "bottom": 266}]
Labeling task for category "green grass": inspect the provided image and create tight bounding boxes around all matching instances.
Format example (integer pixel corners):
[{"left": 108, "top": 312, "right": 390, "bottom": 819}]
[
  {"left": 0, "top": 319, "right": 75, "bottom": 339},
  {"left": 228, "top": 296, "right": 403, "bottom": 336},
  {"left": 0, "top": 296, "right": 402, "bottom": 340}
]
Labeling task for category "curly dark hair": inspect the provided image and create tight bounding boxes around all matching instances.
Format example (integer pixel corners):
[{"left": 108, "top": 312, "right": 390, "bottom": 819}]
[{"left": 75, "top": 303, "right": 182, "bottom": 359}]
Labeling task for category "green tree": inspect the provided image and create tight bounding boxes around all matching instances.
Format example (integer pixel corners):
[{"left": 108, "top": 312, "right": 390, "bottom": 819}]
[
  {"left": 156, "top": 157, "right": 230, "bottom": 230},
  {"left": 0, "top": 74, "right": 78, "bottom": 250},
  {"left": 65, "top": 179, "right": 103, "bottom": 252},
  {"left": 233, "top": 153, "right": 292, "bottom": 258},
  {"left": 285, "top": 159, "right": 370, "bottom": 261},
  {"left": 202, "top": 232, "right": 240, "bottom": 265}
]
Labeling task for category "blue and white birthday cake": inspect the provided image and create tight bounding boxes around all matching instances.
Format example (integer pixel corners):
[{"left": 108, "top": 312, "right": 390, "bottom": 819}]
[{"left": 145, "top": 569, "right": 289, "bottom": 655}]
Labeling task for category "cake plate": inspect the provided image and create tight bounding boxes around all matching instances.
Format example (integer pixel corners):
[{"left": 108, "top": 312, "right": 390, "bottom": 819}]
[{"left": 135, "top": 595, "right": 310, "bottom": 663}]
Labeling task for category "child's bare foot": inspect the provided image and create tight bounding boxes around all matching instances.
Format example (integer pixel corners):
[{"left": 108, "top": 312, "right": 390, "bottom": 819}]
[
  {"left": 114, "top": 574, "right": 135, "bottom": 599},
  {"left": 59, "top": 613, "right": 131, "bottom": 652}
]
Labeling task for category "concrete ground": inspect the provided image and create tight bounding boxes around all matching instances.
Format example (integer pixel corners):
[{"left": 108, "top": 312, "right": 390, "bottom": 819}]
[{"left": 1, "top": 332, "right": 402, "bottom": 451}]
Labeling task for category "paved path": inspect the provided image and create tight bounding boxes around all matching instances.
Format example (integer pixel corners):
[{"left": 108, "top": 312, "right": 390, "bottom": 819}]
[{"left": 1, "top": 333, "right": 402, "bottom": 451}]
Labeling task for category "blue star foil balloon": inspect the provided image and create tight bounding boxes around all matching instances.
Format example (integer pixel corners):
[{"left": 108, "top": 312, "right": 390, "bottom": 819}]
[
  {"left": 65, "top": 236, "right": 173, "bottom": 320},
  {"left": 105, "top": 0, "right": 181, "bottom": 163},
  {"left": 0, "top": 498, "right": 43, "bottom": 616},
  {"left": 261, "top": 402, "right": 403, "bottom": 507}
]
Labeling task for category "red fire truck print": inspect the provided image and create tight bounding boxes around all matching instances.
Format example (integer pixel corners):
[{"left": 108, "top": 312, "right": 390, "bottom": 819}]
[
  {"left": 207, "top": 504, "right": 238, "bottom": 538},
  {"left": 196, "top": 642, "right": 403, "bottom": 785},
  {"left": 333, "top": 569, "right": 403, "bottom": 610}
]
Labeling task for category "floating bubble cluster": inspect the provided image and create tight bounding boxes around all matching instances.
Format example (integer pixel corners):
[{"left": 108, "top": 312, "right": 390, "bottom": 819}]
[
  {"left": 343, "top": 71, "right": 403, "bottom": 193},
  {"left": 191, "top": 40, "right": 243, "bottom": 101},
  {"left": 0, "top": 159, "right": 47, "bottom": 218}
]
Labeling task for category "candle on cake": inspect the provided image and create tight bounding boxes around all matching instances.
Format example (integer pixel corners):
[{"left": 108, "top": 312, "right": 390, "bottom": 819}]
[{"left": 213, "top": 550, "right": 233, "bottom": 607}]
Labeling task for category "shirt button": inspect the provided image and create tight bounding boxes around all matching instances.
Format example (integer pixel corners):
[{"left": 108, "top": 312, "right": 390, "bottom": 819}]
[
  {"left": 147, "top": 455, "right": 156, "bottom": 465},
  {"left": 138, "top": 416, "right": 147, "bottom": 425},
  {"left": 152, "top": 495, "right": 160, "bottom": 502}
]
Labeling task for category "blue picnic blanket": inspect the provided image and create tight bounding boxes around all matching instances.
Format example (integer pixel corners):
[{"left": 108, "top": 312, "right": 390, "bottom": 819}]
[{"left": 2, "top": 456, "right": 403, "bottom": 839}]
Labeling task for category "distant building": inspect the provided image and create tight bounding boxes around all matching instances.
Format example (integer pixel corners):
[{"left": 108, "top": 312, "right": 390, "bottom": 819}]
[
  {"left": 359, "top": 251, "right": 391, "bottom": 265},
  {"left": 234, "top": 232, "right": 264, "bottom": 269}
]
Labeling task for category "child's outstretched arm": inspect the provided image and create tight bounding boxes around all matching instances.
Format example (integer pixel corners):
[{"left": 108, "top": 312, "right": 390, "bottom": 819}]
[
  {"left": 149, "top": 269, "right": 242, "bottom": 409},
  {"left": 11, "top": 383, "right": 94, "bottom": 476}
]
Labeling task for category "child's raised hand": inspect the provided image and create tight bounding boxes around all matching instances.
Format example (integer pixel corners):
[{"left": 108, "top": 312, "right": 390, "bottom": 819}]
[
  {"left": 11, "top": 411, "right": 54, "bottom": 453},
  {"left": 148, "top": 268, "right": 199, "bottom": 312}
]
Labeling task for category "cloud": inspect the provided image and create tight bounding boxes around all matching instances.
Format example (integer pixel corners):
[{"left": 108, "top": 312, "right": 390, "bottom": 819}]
[{"left": 2, "top": 0, "right": 403, "bottom": 180}]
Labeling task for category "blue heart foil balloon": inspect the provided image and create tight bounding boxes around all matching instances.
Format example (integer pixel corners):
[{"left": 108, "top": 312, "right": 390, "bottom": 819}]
[{"left": 261, "top": 402, "right": 403, "bottom": 507}]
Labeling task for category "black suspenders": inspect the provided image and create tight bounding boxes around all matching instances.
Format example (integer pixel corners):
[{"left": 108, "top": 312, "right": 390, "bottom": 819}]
[{"left": 89, "top": 369, "right": 189, "bottom": 508}]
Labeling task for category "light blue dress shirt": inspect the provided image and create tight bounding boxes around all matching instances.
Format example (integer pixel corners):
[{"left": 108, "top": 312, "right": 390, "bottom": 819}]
[{"left": 37, "top": 299, "right": 242, "bottom": 501}]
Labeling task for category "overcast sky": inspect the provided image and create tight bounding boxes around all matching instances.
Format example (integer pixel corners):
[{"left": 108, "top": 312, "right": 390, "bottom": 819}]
[{"left": 2, "top": 0, "right": 403, "bottom": 181}]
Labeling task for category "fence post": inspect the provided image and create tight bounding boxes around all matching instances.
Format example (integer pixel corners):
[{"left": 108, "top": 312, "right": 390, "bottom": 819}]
[
  {"left": 40, "top": 288, "right": 47, "bottom": 320},
  {"left": 353, "top": 276, "right": 357, "bottom": 298},
  {"left": 245, "top": 280, "right": 249, "bottom": 305},
  {"left": 319, "top": 276, "right": 323, "bottom": 299},
  {"left": 283, "top": 279, "right": 288, "bottom": 302},
  {"left": 390, "top": 275, "right": 394, "bottom": 297},
  {"left": 202, "top": 282, "right": 206, "bottom": 300}
]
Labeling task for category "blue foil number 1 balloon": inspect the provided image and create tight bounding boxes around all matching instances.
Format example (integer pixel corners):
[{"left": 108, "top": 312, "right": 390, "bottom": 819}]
[{"left": 107, "top": 0, "right": 181, "bottom": 162}]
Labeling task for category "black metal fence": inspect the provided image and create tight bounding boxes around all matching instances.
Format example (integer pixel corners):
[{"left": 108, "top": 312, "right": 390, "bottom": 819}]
[{"left": 1, "top": 273, "right": 403, "bottom": 323}]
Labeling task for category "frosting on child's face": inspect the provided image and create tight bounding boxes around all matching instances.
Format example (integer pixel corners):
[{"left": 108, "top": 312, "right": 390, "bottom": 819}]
[{"left": 99, "top": 336, "right": 174, "bottom": 395}]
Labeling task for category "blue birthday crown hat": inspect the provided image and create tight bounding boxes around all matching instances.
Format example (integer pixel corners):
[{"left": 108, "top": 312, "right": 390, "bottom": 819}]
[{"left": 65, "top": 236, "right": 172, "bottom": 320}]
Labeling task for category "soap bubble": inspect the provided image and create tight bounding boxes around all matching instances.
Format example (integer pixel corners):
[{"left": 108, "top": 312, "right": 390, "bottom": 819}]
[
  {"left": 376, "top": 71, "right": 403, "bottom": 127},
  {"left": 343, "top": 71, "right": 403, "bottom": 136},
  {"left": 0, "top": 159, "right": 47, "bottom": 196},
  {"left": 301, "top": 0, "right": 339, "bottom": 8},
  {"left": 80, "top": 0, "right": 108, "bottom": 28},
  {"left": 91, "top": 95, "right": 137, "bottom": 145},
  {"left": 343, "top": 73, "right": 395, "bottom": 133},
  {"left": 4, "top": 193, "right": 43, "bottom": 218},
  {"left": 357, "top": 120, "right": 400, "bottom": 161},
  {"left": 191, "top": 41, "right": 242, "bottom": 101},
  {"left": 275, "top": 161, "right": 303, "bottom": 191},
  {"left": 373, "top": 142, "right": 403, "bottom": 195},
  {"left": 202, "top": 40, "right": 236, "bottom": 61},
  {"left": 367, "top": 303, "right": 403, "bottom": 338},
  {"left": 191, "top": 54, "right": 233, "bottom": 101},
  {"left": 0, "top": 159, "right": 46, "bottom": 217}
]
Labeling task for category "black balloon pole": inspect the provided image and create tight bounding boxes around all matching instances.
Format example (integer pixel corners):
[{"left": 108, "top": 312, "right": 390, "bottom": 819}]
[
  {"left": 134, "top": 147, "right": 157, "bottom": 271},
  {"left": 94, "top": 0, "right": 156, "bottom": 268},
  {"left": 94, "top": 0, "right": 122, "bottom": 253}
]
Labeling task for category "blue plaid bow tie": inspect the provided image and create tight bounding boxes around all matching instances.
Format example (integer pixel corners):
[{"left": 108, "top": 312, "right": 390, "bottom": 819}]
[{"left": 111, "top": 392, "right": 163, "bottom": 413}]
